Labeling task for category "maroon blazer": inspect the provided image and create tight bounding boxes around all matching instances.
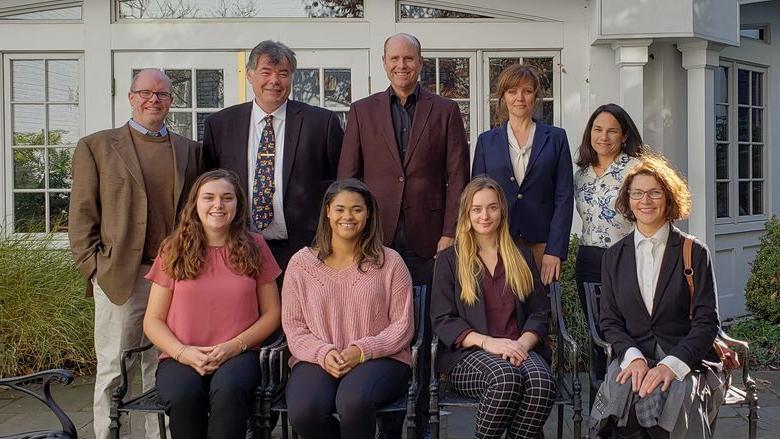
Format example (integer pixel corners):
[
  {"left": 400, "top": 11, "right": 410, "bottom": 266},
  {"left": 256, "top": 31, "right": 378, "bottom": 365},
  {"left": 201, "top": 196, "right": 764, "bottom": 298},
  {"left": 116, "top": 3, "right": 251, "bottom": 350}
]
[{"left": 338, "top": 86, "right": 469, "bottom": 258}]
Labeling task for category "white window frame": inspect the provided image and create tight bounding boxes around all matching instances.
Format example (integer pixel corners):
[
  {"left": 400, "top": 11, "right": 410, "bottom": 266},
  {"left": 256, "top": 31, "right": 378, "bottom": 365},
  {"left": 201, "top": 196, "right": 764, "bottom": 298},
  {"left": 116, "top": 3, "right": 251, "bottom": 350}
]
[
  {"left": 714, "top": 59, "right": 769, "bottom": 230},
  {"left": 2, "top": 52, "right": 85, "bottom": 238}
]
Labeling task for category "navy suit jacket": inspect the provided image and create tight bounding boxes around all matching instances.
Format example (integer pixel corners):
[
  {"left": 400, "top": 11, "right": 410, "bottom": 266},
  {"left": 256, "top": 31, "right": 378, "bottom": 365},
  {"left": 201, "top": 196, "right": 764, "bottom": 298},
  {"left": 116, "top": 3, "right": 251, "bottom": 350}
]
[{"left": 471, "top": 121, "right": 574, "bottom": 259}]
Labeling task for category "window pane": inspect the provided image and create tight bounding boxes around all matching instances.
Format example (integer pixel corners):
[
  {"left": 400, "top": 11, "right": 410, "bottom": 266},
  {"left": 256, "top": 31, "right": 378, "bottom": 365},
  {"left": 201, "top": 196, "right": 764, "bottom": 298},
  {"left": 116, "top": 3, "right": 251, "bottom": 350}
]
[
  {"left": 165, "top": 112, "right": 192, "bottom": 139},
  {"left": 751, "top": 71, "right": 763, "bottom": 106},
  {"left": 196, "top": 70, "right": 223, "bottom": 108},
  {"left": 48, "top": 104, "right": 80, "bottom": 144},
  {"left": 292, "top": 69, "right": 319, "bottom": 106},
  {"left": 14, "top": 148, "right": 45, "bottom": 189},
  {"left": 715, "top": 66, "right": 728, "bottom": 104},
  {"left": 14, "top": 193, "right": 46, "bottom": 233},
  {"left": 167, "top": 70, "right": 192, "bottom": 108},
  {"left": 47, "top": 60, "right": 79, "bottom": 102},
  {"left": 752, "top": 144, "right": 763, "bottom": 179},
  {"left": 525, "top": 58, "right": 554, "bottom": 98},
  {"left": 738, "top": 144, "right": 750, "bottom": 179},
  {"left": 399, "top": 4, "right": 489, "bottom": 18},
  {"left": 716, "top": 143, "right": 728, "bottom": 180},
  {"left": 196, "top": 112, "right": 213, "bottom": 143},
  {"left": 117, "top": 0, "right": 364, "bottom": 18},
  {"left": 49, "top": 192, "right": 70, "bottom": 232},
  {"left": 439, "top": 58, "right": 469, "bottom": 99},
  {"left": 715, "top": 104, "right": 728, "bottom": 141},
  {"left": 716, "top": 182, "right": 729, "bottom": 218},
  {"left": 738, "top": 107, "right": 749, "bottom": 142},
  {"left": 539, "top": 101, "right": 554, "bottom": 126},
  {"left": 11, "top": 60, "right": 45, "bottom": 102},
  {"left": 489, "top": 58, "right": 519, "bottom": 95},
  {"left": 751, "top": 108, "right": 763, "bottom": 142},
  {"left": 489, "top": 99, "right": 501, "bottom": 129},
  {"left": 49, "top": 147, "right": 74, "bottom": 189},
  {"left": 420, "top": 58, "right": 436, "bottom": 93},
  {"left": 457, "top": 101, "right": 470, "bottom": 139},
  {"left": 738, "top": 181, "right": 750, "bottom": 216},
  {"left": 12, "top": 104, "right": 45, "bottom": 145},
  {"left": 324, "top": 69, "right": 351, "bottom": 107},
  {"left": 752, "top": 182, "right": 763, "bottom": 215},
  {"left": 3, "top": 6, "right": 81, "bottom": 20},
  {"left": 738, "top": 69, "right": 749, "bottom": 105}
]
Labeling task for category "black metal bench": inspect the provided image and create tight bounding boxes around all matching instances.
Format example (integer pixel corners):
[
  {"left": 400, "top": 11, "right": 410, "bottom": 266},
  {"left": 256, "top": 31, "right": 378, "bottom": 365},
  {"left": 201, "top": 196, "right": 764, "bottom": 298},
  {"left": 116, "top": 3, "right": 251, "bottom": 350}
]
[
  {"left": 583, "top": 281, "right": 759, "bottom": 438},
  {"left": 260, "top": 285, "right": 429, "bottom": 439},
  {"left": 429, "top": 281, "right": 583, "bottom": 439},
  {"left": 0, "top": 369, "right": 77, "bottom": 439}
]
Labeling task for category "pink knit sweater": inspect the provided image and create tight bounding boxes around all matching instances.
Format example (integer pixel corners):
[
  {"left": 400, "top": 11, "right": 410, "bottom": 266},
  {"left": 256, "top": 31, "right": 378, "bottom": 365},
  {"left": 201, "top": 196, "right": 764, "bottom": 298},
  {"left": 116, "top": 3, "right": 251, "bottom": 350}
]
[{"left": 281, "top": 247, "right": 414, "bottom": 368}]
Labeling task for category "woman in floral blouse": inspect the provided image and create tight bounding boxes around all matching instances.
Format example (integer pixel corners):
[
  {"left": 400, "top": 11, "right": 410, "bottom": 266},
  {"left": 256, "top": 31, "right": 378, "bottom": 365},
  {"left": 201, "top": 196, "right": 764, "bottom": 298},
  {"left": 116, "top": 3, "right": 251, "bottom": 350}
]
[{"left": 574, "top": 103, "right": 646, "bottom": 380}]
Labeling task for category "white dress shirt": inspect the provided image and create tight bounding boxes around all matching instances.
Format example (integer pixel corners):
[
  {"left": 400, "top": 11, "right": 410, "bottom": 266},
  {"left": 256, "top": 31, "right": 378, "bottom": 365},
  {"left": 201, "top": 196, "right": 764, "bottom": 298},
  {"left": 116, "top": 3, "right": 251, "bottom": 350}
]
[
  {"left": 248, "top": 100, "right": 288, "bottom": 240},
  {"left": 620, "top": 222, "right": 691, "bottom": 380},
  {"left": 506, "top": 121, "right": 535, "bottom": 183}
]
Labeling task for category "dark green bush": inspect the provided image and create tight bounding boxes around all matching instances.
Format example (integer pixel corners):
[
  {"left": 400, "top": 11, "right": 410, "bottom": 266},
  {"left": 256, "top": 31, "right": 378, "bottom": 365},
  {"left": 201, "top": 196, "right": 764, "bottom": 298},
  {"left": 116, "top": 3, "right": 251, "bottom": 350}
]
[
  {"left": 559, "top": 235, "right": 589, "bottom": 367},
  {"left": 744, "top": 216, "right": 780, "bottom": 324},
  {"left": 0, "top": 233, "right": 95, "bottom": 377},
  {"left": 727, "top": 317, "right": 780, "bottom": 370}
]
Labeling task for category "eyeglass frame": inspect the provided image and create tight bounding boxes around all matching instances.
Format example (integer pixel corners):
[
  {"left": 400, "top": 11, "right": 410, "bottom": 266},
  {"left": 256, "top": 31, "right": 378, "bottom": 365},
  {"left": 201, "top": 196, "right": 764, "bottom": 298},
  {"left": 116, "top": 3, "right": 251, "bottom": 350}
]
[
  {"left": 628, "top": 188, "right": 665, "bottom": 200},
  {"left": 131, "top": 89, "right": 174, "bottom": 101}
]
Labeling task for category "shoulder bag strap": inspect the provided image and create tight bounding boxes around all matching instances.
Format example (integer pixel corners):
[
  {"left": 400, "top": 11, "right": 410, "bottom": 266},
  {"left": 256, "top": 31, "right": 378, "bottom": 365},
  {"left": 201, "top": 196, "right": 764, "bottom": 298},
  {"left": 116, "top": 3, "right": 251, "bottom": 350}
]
[{"left": 683, "top": 237, "right": 695, "bottom": 319}]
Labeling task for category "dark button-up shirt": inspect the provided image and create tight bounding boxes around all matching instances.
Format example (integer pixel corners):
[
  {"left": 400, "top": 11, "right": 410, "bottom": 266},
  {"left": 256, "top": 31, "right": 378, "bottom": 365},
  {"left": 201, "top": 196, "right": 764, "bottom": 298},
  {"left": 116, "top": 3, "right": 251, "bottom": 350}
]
[{"left": 389, "top": 84, "right": 419, "bottom": 159}]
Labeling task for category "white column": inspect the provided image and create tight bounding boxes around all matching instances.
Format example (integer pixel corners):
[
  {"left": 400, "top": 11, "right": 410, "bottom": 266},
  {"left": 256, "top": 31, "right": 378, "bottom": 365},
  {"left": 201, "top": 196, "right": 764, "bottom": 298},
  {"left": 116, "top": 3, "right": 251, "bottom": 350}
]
[
  {"left": 611, "top": 39, "right": 652, "bottom": 135},
  {"left": 83, "top": 0, "right": 113, "bottom": 133},
  {"left": 678, "top": 41, "right": 723, "bottom": 247}
]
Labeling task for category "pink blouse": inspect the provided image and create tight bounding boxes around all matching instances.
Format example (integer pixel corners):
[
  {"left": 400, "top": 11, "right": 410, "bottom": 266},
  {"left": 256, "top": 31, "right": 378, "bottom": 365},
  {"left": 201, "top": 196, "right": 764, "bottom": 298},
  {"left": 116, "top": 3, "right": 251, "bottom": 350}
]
[{"left": 146, "top": 233, "right": 281, "bottom": 359}]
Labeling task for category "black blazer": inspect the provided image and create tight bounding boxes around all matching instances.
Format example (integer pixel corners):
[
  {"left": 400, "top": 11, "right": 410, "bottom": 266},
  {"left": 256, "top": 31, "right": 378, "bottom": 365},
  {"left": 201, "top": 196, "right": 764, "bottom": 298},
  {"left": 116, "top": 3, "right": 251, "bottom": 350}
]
[
  {"left": 431, "top": 245, "right": 552, "bottom": 374},
  {"left": 599, "top": 226, "right": 720, "bottom": 369},
  {"left": 202, "top": 100, "right": 343, "bottom": 265}
]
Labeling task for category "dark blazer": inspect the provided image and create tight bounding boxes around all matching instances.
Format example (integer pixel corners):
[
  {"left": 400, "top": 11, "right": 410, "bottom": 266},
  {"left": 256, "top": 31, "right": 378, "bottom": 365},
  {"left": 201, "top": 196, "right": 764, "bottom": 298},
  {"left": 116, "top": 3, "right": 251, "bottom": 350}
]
[
  {"left": 599, "top": 226, "right": 720, "bottom": 370},
  {"left": 338, "top": 87, "right": 469, "bottom": 259},
  {"left": 68, "top": 124, "right": 201, "bottom": 305},
  {"left": 431, "top": 245, "right": 552, "bottom": 374},
  {"left": 202, "top": 100, "right": 343, "bottom": 266},
  {"left": 471, "top": 121, "right": 574, "bottom": 259}
]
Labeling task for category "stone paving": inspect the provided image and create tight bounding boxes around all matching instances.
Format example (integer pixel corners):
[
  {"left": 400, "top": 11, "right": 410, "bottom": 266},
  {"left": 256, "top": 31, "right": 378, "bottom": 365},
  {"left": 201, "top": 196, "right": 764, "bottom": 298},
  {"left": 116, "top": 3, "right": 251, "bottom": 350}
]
[{"left": 1, "top": 371, "right": 778, "bottom": 438}]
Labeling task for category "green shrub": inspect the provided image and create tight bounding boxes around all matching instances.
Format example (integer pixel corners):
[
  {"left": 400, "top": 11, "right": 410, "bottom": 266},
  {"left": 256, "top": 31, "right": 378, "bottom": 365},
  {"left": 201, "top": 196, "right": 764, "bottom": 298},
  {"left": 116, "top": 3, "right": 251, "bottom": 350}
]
[
  {"left": 744, "top": 216, "right": 780, "bottom": 324},
  {"left": 727, "top": 317, "right": 780, "bottom": 370},
  {"left": 559, "top": 235, "right": 589, "bottom": 367},
  {"left": 0, "top": 233, "right": 95, "bottom": 377}
]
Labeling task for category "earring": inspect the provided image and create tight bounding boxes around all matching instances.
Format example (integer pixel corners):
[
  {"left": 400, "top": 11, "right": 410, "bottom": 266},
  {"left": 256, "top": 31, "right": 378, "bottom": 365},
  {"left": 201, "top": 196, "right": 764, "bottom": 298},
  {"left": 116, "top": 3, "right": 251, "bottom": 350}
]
[{"left": 621, "top": 142, "right": 626, "bottom": 151}]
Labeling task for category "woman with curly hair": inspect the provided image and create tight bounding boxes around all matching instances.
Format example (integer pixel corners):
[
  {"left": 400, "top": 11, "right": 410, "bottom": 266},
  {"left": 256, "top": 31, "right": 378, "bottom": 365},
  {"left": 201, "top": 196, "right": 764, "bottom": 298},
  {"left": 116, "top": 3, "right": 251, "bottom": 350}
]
[{"left": 143, "top": 168, "right": 282, "bottom": 439}]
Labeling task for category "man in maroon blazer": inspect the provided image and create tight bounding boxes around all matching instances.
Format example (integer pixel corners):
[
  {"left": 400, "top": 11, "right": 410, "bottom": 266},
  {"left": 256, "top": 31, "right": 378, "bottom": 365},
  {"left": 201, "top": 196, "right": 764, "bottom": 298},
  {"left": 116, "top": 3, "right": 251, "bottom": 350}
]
[
  {"left": 338, "top": 33, "right": 469, "bottom": 287},
  {"left": 338, "top": 33, "right": 469, "bottom": 439}
]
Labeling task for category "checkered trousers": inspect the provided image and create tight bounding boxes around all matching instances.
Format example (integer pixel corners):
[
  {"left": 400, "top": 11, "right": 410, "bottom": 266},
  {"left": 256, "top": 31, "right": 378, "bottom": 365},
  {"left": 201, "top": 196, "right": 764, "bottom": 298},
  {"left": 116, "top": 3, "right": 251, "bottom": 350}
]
[{"left": 449, "top": 349, "right": 556, "bottom": 439}]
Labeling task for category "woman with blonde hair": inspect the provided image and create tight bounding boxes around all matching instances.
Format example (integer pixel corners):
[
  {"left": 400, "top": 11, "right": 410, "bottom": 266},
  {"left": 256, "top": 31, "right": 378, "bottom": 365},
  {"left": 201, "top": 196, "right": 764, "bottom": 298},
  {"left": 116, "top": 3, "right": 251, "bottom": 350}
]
[
  {"left": 431, "top": 176, "right": 555, "bottom": 439},
  {"left": 143, "top": 169, "right": 282, "bottom": 439}
]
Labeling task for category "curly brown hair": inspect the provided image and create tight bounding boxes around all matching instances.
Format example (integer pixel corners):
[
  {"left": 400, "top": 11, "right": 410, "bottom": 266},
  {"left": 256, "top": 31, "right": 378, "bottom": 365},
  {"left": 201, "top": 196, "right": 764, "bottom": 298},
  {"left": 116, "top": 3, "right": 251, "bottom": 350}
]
[
  {"left": 494, "top": 63, "right": 541, "bottom": 123},
  {"left": 158, "top": 169, "right": 262, "bottom": 280},
  {"left": 615, "top": 153, "right": 691, "bottom": 223}
]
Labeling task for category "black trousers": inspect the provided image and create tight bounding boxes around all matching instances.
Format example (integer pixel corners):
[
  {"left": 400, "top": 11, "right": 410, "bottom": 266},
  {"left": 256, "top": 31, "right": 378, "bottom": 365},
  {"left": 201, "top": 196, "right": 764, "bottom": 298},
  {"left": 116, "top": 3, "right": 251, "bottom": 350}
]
[
  {"left": 156, "top": 351, "right": 260, "bottom": 439},
  {"left": 286, "top": 359, "right": 410, "bottom": 439},
  {"left": 575, "top": 245, "right": 608, "bottom": 381}
]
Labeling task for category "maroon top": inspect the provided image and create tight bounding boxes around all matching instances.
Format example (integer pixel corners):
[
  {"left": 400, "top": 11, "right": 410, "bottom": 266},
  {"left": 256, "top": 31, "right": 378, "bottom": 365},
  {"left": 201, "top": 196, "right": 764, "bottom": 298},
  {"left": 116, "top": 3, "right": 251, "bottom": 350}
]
[{"left": 455, "top": 256, "right": 521, "bottom": 345}]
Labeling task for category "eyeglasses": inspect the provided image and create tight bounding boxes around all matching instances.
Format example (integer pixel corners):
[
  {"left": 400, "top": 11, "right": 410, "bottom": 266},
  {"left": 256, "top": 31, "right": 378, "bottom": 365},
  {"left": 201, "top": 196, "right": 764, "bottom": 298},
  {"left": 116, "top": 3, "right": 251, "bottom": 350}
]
[
  {"left": 131, "top": 90, "right": 173, "bottom": 101},
  {"left": 628, "top": 188, "right": 665, "bottom": 200}
]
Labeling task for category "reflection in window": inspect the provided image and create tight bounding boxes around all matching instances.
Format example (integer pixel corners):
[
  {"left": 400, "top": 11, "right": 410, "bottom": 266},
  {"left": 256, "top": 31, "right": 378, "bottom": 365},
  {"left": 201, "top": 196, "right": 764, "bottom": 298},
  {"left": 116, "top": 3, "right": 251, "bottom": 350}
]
[
  {"left": 399, "top": 3, "right": 488, "bottom": 19},
  {"left": 740, "top": 24, "right": 769, "bottom": 43},
  {"left": 8, "top": 58, "right": 80, "bottom": 233},
  {"left": 118, "top": 0, "right": 363, "bottom": 19},
  {"left": 0, "top": 6, "right": 81, "bottom": 20},
  {"left": 420, "top": 57, "right": 470, "bottom": 140},
  {"left": 291, "top": 67, "right": 352, "bottom": 128}
]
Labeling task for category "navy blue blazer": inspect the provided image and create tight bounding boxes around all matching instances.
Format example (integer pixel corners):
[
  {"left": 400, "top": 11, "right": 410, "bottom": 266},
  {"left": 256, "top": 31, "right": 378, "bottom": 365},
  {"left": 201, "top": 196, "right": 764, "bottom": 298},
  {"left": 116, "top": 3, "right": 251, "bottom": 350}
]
[{"left": 471, "top": 121, "right": 574, "bottom": 259}]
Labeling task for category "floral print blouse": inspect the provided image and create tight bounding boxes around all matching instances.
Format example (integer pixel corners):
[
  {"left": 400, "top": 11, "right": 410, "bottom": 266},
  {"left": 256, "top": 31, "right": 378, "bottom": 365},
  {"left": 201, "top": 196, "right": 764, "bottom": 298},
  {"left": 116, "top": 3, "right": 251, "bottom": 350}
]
[{"left": 574, "top": 153, "right": 640, "bottom": 248}]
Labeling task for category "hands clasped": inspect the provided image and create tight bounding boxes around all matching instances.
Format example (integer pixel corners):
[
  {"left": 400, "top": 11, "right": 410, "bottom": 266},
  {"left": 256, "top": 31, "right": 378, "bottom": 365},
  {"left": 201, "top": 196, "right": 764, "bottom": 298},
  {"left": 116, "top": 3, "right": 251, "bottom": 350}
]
[
  {"left": 616, "top": 359, "right": 677, "bottom": 398},
  {"left": 483, "top": 337, "right": 529, "bottom": 366},
  {"left": 177, "top": 340, "right": 242, "bottom": 376},
  {"left": 323, "top": 345, "right": 362, "bottom": 378}
]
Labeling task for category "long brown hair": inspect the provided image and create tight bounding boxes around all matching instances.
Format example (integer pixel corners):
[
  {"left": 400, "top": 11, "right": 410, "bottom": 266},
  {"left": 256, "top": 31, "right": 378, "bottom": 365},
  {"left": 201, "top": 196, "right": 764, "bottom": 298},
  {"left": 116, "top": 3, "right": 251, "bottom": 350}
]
[
  {"left": 312, "top": 179, "right": 384, "bottom": 272},
  {"left": 455, "top": 176, "right": 534, "bottom": 305},
  {"left": 159, "top": 169, "right": 262, "bottom": 280},
  {"left": 576, "top": 103, "right": 646, "bottom": 168},
  {"left": 615, "top": 154, "right": 692, "bottom": 223}
]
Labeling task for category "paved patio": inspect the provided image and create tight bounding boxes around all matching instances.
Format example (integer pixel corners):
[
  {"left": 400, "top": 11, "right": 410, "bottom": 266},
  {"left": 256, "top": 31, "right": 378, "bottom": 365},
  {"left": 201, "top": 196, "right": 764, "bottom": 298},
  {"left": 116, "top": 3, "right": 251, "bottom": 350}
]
[{"left": 2, "top": 371, "right": 778, "bottom": 438}]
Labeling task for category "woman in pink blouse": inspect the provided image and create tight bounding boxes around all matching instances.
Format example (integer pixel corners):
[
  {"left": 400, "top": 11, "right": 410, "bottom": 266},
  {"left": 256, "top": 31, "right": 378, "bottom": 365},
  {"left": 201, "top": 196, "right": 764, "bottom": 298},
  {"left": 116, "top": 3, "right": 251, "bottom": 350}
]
[
  {"left": 281, "top": 178, "right": 414, "bottom": 439},
  {"left": 143, "top": 169, "right": 282, "bottom": 439}
]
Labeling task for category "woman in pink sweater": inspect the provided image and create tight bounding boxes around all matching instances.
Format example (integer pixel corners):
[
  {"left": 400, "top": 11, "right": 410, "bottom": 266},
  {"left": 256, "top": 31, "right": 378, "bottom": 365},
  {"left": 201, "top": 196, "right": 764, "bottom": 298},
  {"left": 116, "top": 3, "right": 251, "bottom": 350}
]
[
  {"left": 281, "top": 178, "right": 414, "bottom": 439},
  {"left": 143, "top": 169, "right": 282, "bottom": 439}
]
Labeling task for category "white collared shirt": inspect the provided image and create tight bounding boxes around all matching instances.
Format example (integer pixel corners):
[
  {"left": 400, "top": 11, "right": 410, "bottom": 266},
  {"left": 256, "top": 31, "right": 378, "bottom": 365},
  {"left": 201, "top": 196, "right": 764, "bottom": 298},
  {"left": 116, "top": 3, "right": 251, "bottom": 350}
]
[
  {"left": 506, "top": 121, "right": 535, "bottom": 183},
  {"left": 248, "top": 99, "right": 288, "bottom": 240},
  {"left": 620, "top": 222, "right": 691, "bottom": 380}
]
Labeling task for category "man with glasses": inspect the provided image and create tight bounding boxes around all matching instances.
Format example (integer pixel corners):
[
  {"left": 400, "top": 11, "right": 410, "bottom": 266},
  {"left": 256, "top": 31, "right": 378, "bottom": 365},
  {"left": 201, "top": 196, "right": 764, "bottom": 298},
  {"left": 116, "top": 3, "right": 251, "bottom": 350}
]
[{"left": 69, "top": 68, "right": 201, "bottom": 439}]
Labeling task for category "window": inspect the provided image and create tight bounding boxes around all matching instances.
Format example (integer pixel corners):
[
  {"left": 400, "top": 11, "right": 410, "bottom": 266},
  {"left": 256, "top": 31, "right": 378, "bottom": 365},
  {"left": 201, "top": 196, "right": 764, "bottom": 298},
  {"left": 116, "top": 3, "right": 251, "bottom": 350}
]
[
  {"left": 485, "top": 55, "right": 556, "bottom": 128},
  {"left": 117, "top": 0, "right": 364, "bottom": 19},
  {"left": 715, "top": 61, "right": 767, "bottom": 222},
  {"left": 420, "top": 55, "right": 473, "bottom": 141},
  {"left": 292, "top": 68, "right": 352, "bottom": 128},
  {"left": 399, "top": 3, "right": 489, "bottom": 19},
  {"left": 4, "top": 55, "right": 82, "bottom": 234},
  {"left": 0, "top": 1, "right": 81, "bottom": 20},
  {"left": 740, "top": 24, "right": 770, "bottom": 43}
]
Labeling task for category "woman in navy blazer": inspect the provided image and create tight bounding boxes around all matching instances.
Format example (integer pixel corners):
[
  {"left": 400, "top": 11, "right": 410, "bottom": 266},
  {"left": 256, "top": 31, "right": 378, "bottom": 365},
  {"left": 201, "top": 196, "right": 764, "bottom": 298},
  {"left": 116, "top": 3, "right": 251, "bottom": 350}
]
[{"left": 472, "top": 63, "right": 573, "bottom": 285}]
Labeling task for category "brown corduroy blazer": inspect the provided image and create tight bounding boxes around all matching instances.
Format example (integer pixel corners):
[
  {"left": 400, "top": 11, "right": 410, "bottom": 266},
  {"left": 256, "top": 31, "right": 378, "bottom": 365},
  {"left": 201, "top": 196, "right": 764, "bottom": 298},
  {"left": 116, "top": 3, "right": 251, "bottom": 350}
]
[{"left": 68, "top": 123, "right": 201, "bottom": 305}]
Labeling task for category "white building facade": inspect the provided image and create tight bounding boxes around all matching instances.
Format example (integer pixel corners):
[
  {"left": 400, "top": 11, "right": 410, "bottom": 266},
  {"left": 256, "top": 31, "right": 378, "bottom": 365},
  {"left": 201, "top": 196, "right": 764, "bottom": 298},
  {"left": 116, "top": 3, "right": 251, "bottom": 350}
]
[{"left": 0, "top": 0, "right": 777, "bottom": 318}]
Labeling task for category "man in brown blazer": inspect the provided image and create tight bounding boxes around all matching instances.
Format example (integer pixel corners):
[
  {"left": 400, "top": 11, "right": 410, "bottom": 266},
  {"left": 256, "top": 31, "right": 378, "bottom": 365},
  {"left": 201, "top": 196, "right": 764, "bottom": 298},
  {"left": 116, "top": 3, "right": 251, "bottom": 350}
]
[
  {"left": 338, "top": 33, "right": 469, "bottom": 438},
  {"left": 68, "top": 68, "right": 201, "bottom": 439}
]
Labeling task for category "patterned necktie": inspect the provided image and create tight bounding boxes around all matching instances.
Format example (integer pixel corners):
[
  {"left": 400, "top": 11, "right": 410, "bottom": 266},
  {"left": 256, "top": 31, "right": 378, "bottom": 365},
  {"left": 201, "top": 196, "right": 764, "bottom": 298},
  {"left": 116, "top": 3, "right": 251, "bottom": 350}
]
[{"left": 252, "top": 115, "right": 275, "bottom": 230}]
